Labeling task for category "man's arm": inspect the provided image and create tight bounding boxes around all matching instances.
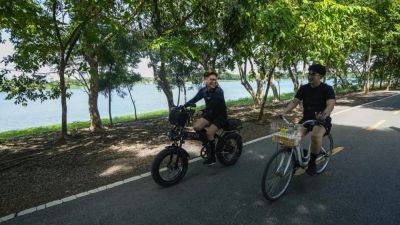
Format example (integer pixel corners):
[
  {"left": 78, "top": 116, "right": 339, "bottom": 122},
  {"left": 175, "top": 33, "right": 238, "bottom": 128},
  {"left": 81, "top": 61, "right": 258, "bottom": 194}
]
[
  {"left": 281, "top": 85, "right": 303, "bottom": 115},
  {"left": 185, "top": 88, "right": 203, "bottom": 106},
  {"left": 281, "top": 98, "right": 301, "bottom": 115},
  {"left": 317, "top": 85, "right": 336, "bottom": 119},
  {"left": 317, "top": 99, "right": 336, "bottom": 119}
]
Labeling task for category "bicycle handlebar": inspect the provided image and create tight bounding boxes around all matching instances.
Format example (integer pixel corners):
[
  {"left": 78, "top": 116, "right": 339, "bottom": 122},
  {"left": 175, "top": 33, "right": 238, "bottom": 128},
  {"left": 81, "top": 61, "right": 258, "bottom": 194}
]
[{"left": 278, "top": 115, "right": 325, "bottom": 127}]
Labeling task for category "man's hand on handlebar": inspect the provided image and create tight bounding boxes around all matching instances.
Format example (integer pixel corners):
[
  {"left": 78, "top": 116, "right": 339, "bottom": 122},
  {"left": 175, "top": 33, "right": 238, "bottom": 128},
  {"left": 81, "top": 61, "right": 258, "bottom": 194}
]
[
  {"left": 315, "top": 112, "right": 328, "bottom": 121},
  {"left": 277, "top": 111, "right": 286, "bottom": 119},
  {"left": 183, "top": 103, "right": 196, "bottom": 108}
]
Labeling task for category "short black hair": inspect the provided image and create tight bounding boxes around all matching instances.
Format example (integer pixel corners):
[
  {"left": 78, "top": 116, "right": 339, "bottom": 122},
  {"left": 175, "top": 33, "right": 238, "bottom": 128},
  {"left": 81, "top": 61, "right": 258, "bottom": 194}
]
[
  {"left": 309, "top": 63, "right": 326, "bottom": 76},
  {"left": 204, "top": 71, "right": 218, "bottom": 78}
]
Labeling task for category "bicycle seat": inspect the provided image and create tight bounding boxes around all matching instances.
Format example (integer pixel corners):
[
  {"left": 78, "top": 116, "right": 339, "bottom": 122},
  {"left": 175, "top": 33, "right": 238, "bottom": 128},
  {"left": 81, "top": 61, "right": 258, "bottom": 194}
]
[{"left": 222, "top": 119, "right": 242, "bottom": 131}]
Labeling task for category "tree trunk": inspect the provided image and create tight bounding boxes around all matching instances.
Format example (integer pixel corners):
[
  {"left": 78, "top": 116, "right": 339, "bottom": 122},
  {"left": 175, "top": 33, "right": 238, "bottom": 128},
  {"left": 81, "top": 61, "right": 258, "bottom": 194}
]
[
  {"left": 156, "top": 48, "right": 174, "bottom": 110},
  {"left": 277, "top": 80, "right": 280, "bottom": 100},
  {"left": 337, "top": 72, "right": 348, "bottom": 88},
  {"left": 270, "top": 74, "right": 279, "bottom": 101},
  {"left": 301, "top": 59, "right": 307, "bottom": 84},
  {"left": 177, "top": 85, "right": 181, "bottom": 106},
  {"left": 238, "top": 59, "right": 258, "bottom": 106},
  {"left": 85, "top": 53, "right": 103, "bottom": 131},
  {"left": 252, "top": 59, "right": 267, "bottom": 106},
  {"left": 334, "top": 76, "right": 338, "bottom": 90},
  {"left": 386, "top": 74, "right": 392, "bottom": 91},
  {"left": 254, "top": 80, "right": 265, "bottom": 106},
  {"left": 371, "top": 73, "right": 376, "bottom": 90},
  {"left": 258, "top": 63, "right": 276, "bottom": 120},
  {"left": 59, "top": 61, "right": 68, "bottom": 139},
  {"left": 183, "top": 82, "right": 187, "bottom": 104},
  {"left": 364, "top": 39, "right": 372, "bottom": 94},
  {"left": 127, "top": 87, "right": 138, "bottom": 120},
  {"left": 341, "top": 64, "right": 350, "bottom": 86},
  {"left": 108, "top": 88, "right": 113, "bottom": 126},
  {"left": 287, "top": 65, "right": 299, "bottom": 92}
]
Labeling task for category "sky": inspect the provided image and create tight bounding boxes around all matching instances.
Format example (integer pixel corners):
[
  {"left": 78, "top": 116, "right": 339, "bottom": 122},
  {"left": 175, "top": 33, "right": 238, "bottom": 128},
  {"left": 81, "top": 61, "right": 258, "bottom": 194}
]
[
  {"left": 0, "top": 32, "right": 154, "bottom": 78},
  {"left": 0, "top": 31, "right": 242, "bottom": 80}
]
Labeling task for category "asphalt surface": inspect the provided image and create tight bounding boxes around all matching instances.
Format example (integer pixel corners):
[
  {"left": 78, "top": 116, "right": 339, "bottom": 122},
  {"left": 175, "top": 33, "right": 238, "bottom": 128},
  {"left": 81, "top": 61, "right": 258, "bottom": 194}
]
[{"left": 3, "top": 93, "right": 400, "bottom": 225}]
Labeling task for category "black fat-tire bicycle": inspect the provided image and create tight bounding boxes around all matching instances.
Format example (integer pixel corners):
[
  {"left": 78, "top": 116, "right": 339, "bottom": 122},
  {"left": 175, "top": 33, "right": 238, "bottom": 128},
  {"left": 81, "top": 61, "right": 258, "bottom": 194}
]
[{"left": 151, "top": 104, "right": 243, "bottom": 187}]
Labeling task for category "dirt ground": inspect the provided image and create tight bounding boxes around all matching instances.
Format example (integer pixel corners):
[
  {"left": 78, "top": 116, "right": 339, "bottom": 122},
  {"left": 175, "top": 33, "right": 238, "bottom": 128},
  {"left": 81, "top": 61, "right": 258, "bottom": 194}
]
[{"left": 0, "top": 90, "right": 396, "bottom": 216}]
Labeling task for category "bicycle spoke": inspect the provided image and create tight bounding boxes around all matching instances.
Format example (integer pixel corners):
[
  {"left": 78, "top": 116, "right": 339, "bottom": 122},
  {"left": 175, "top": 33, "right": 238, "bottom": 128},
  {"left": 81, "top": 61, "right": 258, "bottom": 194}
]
[{"left": 267, "top": 176, "right": 281, "bottom": 194}]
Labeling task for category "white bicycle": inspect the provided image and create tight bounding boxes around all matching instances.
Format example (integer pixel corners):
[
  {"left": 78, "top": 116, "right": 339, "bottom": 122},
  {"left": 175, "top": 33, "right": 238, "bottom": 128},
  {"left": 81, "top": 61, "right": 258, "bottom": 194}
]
[{"left": 261, "top": 115, "right": 333, "bottom": 201}]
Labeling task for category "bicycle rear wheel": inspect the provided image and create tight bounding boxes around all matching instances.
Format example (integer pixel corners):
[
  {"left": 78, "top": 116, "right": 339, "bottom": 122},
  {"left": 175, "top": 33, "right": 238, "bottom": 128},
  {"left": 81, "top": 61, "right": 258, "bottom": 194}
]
[{"left": 261, "top": 148, "right": 294, "bottom": 201}]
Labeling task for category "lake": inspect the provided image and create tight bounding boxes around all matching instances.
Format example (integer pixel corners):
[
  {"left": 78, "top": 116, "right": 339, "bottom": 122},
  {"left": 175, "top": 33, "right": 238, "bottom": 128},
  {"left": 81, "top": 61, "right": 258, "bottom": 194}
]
[{"left": 0, "top": 80, "right": 312, "bottom": 132}]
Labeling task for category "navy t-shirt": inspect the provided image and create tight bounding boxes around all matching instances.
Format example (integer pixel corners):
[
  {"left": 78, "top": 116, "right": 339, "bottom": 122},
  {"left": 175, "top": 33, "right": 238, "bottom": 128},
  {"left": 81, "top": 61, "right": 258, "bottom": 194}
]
[
  {"left": 295, "top": 83, "right": 336, "bottom": 120},
  {"left": 185, "top": 86, "right": 227, "bottom": 120}
]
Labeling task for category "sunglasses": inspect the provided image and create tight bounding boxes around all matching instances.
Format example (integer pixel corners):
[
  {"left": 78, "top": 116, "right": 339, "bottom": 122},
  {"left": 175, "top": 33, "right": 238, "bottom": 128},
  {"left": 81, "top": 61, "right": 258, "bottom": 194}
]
[{"left": 308, "top": 72, "right": 319, "bottom": 77}]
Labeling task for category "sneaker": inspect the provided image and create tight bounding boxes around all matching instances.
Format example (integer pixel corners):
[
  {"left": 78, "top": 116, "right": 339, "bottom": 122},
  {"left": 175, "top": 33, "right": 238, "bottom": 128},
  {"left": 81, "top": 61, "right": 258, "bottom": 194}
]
[
  {"left": 203, "top": 156, "right": 216, "bottom": 166},
  {"left": 306, "top": 162, "right": 317, "bottom": 176}
]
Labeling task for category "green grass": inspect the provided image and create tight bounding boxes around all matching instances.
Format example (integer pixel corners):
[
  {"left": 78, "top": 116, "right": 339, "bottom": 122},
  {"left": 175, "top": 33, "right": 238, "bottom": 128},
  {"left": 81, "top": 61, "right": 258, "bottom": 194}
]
[
  {"left": 0, "top": 87, "right": 366, "bottom": 141},
  {"left": 0, "top": 109, "right": 169, "bottom": 141}
]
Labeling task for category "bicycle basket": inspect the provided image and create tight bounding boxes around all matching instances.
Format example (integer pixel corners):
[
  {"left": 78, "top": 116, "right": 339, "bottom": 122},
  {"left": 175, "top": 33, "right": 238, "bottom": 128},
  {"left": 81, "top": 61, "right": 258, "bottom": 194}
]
[
  {"left": 272, "top": 133, "right": 299, "bottom": 147},
  {"left": 270, "top": 119, "right": 299, "bottom": 147},
  {"left": 169, "top": 107, "right": 190, "bottom": 126},
  {"left": 270, "top": 119, "right": 289, "bottom": 132}
]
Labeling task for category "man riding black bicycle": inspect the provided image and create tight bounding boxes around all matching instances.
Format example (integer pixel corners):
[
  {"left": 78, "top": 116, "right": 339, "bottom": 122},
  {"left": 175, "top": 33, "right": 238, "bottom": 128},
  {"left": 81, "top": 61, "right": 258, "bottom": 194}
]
[
  {"left": 279, "top": 63, "right": 336, "bottom": 175},
  {"left": 184, "top": 71, "right": 227, "bottom": 165}
]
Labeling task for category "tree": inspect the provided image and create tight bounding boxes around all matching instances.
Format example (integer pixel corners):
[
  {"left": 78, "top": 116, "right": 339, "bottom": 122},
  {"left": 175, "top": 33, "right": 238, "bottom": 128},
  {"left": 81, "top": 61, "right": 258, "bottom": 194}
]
[
  {"left": 0, "top": 0, "right": 99, "bottom": 139},
  {"left": 142, "top": 0, "right": 226, "bottom": 110},
  {"left": 75, "top": 0, "right": 145, "bottom": 131},
  {"left": 97, "top": 32, "right": 142, "bottom": 125},
  {"left": 123, "top": 73, "right": 142, "bottom": 120}
]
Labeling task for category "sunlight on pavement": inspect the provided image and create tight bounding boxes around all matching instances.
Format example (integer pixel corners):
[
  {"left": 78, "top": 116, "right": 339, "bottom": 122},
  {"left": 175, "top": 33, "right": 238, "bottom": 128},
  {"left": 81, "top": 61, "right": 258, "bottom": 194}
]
[{"left": 366, "top": 120, "right": 385, "bottom": 131}]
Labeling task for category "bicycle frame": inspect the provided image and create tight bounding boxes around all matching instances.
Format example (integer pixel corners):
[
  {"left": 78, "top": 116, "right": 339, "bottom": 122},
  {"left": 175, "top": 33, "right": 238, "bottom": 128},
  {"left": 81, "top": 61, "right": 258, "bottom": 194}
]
[
  {"left": 168, "top": 105, "right": 242, "bottom": 160},
  {"left": 276, "top": 117, "right": 325, "bottom": 174},
  {"left": 276, "top": 145, "right": 309, "bottom": 177}
]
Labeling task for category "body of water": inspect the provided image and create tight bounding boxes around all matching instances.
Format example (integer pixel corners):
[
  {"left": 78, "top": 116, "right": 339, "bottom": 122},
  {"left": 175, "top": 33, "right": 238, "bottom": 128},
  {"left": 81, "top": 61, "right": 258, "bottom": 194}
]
[{"left": 0, "top": 80, "right": 312, "bottom": 132}]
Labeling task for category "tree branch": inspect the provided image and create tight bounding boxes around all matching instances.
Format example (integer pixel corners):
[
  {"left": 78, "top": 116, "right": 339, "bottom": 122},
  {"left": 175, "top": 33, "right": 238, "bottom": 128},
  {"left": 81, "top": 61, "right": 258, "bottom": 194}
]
[
  {"left": 52, "top": 0, "right": 63, "bottom": 49},
  {"left": 99, "top": 0, "right": 146, "bottom": 47}
]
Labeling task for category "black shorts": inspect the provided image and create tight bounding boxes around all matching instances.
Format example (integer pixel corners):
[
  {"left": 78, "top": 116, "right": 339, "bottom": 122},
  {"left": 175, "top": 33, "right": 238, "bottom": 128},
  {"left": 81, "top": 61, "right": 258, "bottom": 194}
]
[
  {"left": 202, "top": 115, "right": 227, "bottom": 129},
  {"left": 299, "top": 117, "right": 332, "bottom": 135}
]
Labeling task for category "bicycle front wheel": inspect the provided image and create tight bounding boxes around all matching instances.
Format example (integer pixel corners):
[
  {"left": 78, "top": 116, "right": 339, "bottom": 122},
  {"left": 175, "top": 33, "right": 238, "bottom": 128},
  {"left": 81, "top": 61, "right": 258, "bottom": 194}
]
[
  {"left": 151, "top": 146, "right": 188, "bottom": 187},
  {"left": 261, "top": 148, "right": 294, "bottom": 201}
]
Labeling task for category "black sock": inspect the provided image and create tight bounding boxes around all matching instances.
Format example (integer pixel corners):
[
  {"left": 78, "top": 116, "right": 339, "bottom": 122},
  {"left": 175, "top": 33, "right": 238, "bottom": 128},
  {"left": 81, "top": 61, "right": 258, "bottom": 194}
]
[
  {"left": 197, "top": 129, "right": 208, "bottom": 144},
  {"left": 208, "top": 140, "right": 216, "bottom": 156}
]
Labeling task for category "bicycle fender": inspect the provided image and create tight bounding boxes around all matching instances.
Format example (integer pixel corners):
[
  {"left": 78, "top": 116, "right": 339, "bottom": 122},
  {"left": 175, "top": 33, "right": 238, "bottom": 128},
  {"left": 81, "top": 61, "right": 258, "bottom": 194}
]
[{"left": 165, "top": 146, "right": 190, "bottom": 159}]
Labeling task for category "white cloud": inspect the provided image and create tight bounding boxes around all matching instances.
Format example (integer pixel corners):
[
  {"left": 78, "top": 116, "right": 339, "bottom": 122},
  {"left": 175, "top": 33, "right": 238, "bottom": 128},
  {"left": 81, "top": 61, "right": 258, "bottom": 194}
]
[{"left": 133, "top": 57, "right": 153, "bottom": 78}]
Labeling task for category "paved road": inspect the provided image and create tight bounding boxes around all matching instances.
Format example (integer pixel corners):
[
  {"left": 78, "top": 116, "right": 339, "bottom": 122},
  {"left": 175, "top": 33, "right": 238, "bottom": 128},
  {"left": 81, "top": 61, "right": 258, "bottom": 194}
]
[{"left": 4, "top": 93, "right": 400, "bottom": 225}]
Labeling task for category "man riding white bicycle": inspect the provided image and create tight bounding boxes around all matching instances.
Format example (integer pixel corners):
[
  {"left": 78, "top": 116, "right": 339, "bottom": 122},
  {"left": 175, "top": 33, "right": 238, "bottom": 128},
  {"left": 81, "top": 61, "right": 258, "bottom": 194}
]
[{"left": 279, "top": 63, "right": 336, "bottom": 176}]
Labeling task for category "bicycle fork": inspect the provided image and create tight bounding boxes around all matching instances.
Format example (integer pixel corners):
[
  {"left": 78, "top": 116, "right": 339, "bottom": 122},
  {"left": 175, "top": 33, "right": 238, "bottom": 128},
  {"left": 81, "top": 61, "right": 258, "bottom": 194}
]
[{"left": 275, "top": 149, "right": 293, "bottom": 177}]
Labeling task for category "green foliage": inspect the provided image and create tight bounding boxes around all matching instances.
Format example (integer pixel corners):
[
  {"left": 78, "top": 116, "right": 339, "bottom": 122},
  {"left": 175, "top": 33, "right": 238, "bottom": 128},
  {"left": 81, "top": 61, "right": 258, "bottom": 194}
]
[
  {"left": 1, "top": 0, "right": 400, "bottom": 134},
  {"left": 0, "top": 73, "right": 62, "bottom": 106}
]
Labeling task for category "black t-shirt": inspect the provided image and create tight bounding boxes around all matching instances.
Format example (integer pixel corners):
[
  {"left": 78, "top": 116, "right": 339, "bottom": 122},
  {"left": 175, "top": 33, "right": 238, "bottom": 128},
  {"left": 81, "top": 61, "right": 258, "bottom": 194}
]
[
  {"left": 185, "top": 85, "right": 227, "bottom": 120},
  {"left": 295, "top": 83, "right": 335, "bottom": 120}
]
